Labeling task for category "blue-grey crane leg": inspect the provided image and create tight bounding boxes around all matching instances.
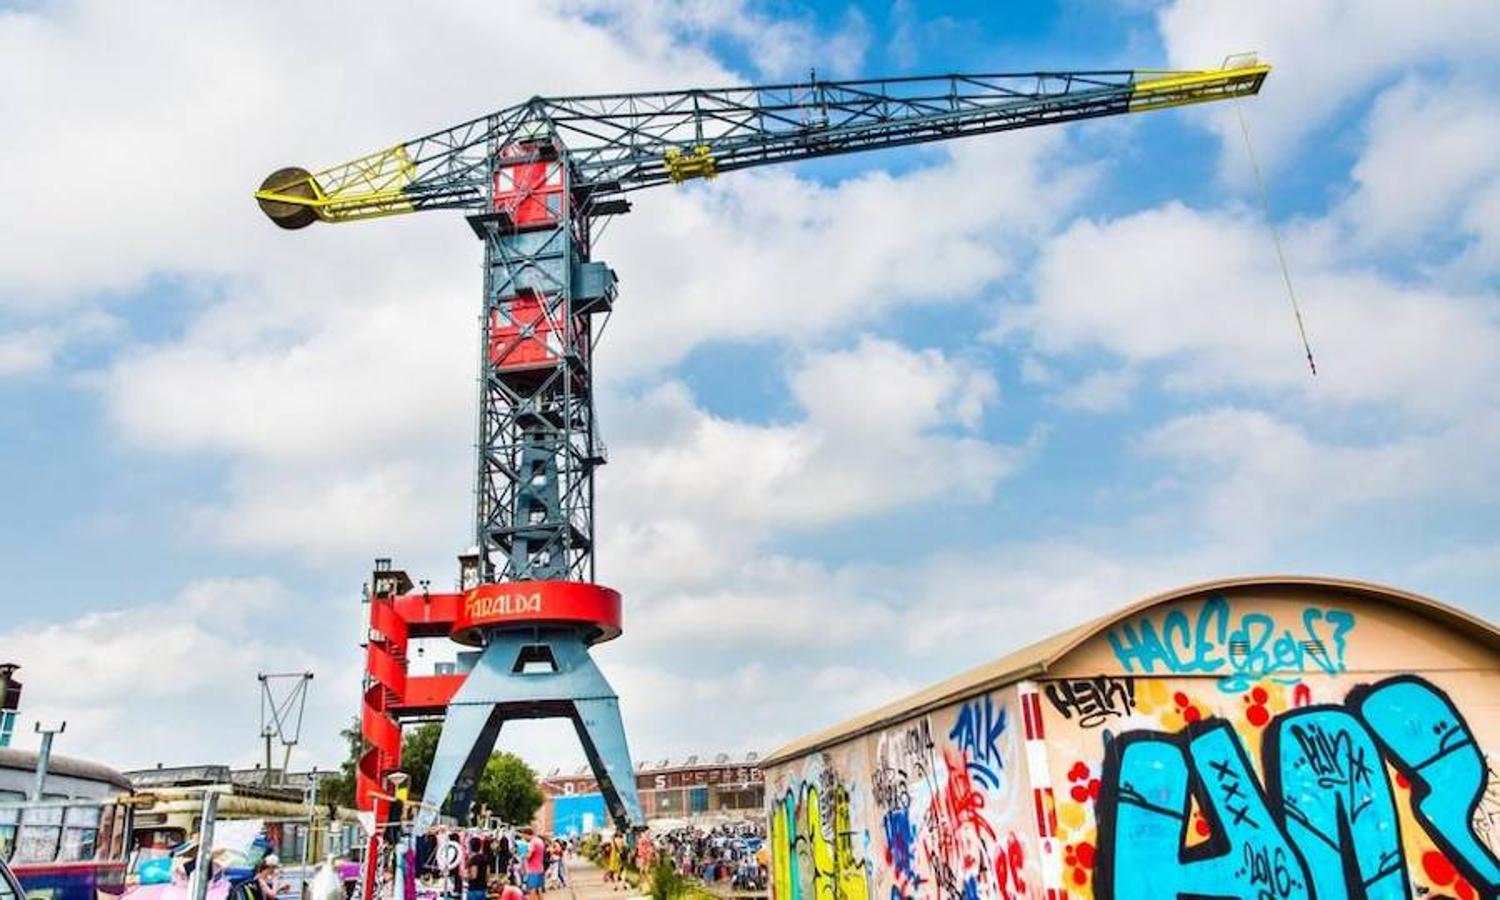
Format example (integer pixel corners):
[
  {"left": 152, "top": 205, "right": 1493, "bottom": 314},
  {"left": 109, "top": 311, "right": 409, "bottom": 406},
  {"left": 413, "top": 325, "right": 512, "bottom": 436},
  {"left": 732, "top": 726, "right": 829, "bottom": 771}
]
[
  {"left": 572, "top": 696, "right": 644, "bottom": 827},
  {"left": 413, "top": 629, "right": 642, "bottom": 831},
  {"left": 416, "top": 704, "right": 501, "bottom": 829}
]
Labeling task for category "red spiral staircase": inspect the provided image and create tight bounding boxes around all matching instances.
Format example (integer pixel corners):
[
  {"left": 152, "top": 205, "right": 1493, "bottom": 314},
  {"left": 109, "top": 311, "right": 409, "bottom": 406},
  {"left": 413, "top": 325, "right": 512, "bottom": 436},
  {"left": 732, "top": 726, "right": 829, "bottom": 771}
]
[
  {"left": 358, "top": 593, "right": 408, "bottom": 815},
  {"left": 357, "top": 564, "right": 467, "bottom": 899}
]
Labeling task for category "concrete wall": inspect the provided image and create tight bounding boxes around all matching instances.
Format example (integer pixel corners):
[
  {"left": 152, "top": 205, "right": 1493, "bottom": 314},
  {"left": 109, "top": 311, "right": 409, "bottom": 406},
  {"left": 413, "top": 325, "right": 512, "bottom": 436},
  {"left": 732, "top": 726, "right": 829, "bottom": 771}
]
[
  {"left": 766, "top": 683, "right": 1037, "bottom": 899},
  {"left": 763, "top": 581, "right": 1500, "bottom": 900}
]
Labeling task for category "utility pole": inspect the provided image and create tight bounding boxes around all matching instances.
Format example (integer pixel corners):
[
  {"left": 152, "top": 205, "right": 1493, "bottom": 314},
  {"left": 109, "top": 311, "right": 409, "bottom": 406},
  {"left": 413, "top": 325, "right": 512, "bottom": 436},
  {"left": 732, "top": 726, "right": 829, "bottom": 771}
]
[
  {"left": 189, "top": 789, "right": 220, "bottom": 900},
  {"left": 258, "top": 671, "right": 314, "bottom": 784},
  {"left": 303, "top": 766, "right": 320, "bottom": 869},
  {"left": 31, "top": 720, "right": 65, "bottom": 801}
]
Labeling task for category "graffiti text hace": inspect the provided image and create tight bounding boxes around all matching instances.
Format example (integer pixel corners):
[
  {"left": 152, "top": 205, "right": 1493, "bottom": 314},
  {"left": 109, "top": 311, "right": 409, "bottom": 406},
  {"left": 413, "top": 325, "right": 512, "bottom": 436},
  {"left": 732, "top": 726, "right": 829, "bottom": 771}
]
[
  {"left": 1095, "top": 675, "right": 1500, "bottom": 900},
  {"left": 1105, "top": 596, "right": 1356, "bottom": 692}
]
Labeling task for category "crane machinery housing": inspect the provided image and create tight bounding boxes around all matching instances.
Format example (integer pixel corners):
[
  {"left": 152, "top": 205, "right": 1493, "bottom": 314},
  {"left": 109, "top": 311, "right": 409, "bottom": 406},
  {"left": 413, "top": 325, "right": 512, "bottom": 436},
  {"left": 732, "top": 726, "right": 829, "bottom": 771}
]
[{"left": 254, "top": 58, "right": 1269, "bottom": 850}]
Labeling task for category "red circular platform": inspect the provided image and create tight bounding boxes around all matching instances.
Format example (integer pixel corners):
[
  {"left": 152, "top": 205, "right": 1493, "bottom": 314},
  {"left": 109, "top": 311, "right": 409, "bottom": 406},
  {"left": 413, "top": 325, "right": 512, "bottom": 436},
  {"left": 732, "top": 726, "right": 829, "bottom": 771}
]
[{"left": 452, "top": 580, "right": 622, "bottom": 646}]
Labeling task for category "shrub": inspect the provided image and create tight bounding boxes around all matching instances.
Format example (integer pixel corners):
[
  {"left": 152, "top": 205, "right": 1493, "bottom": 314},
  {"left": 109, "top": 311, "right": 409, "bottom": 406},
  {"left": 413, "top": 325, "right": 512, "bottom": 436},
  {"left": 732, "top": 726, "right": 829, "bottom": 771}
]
[{"left": 647, "top": 858, "right": 689, "bottom": 900}]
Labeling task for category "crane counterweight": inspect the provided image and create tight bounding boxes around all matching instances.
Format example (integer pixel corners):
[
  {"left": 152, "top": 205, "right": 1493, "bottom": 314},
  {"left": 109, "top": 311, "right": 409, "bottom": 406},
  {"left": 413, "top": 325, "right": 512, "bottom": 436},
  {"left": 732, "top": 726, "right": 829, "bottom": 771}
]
[{"left": 256, "top": 167, "right": 320, "bottom": 229}]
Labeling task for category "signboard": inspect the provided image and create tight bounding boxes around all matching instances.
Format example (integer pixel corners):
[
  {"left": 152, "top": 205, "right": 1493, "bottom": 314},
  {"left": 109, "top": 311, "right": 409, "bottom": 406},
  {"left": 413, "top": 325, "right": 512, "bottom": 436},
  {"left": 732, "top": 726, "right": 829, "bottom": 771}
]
[{"left": 452, "top": 581, "right": 622, "bottom": 644}]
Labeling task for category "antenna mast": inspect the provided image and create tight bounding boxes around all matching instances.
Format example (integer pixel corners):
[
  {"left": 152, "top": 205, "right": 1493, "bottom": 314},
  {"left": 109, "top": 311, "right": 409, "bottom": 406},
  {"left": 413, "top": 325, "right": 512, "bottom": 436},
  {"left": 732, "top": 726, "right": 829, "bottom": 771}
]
[{"left": 257, "top": 671, "right": 314, "bottom": 784}]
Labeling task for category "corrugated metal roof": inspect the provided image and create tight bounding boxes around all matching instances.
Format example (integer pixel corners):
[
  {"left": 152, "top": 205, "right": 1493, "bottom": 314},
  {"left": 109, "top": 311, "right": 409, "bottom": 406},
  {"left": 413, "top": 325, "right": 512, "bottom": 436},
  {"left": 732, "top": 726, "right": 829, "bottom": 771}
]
[{"left": 761, "top": 575, "right": 1500, "bottom": 767}]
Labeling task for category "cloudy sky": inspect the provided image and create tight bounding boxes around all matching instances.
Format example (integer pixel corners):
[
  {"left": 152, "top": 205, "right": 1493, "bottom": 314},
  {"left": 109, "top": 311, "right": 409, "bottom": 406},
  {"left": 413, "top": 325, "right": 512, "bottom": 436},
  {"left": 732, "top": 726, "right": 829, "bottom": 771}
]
[{"left": 2, "top": 0, "right": 1499, "bottom": 776}]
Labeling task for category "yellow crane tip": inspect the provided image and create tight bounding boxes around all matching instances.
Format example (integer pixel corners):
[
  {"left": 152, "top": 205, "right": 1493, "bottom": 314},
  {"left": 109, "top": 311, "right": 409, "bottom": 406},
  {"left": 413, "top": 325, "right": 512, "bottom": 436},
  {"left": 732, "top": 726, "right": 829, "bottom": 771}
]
[{"left": 256, "top": 167, "right": 320, "bottom": 229}]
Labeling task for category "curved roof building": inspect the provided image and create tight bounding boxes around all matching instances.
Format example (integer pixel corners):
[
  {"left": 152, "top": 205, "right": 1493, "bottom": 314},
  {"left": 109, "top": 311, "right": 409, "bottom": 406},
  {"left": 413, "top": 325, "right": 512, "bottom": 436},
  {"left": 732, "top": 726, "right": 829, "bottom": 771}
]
[{"left": 762, "top": 576, "right": 1500, "bottom": 900}]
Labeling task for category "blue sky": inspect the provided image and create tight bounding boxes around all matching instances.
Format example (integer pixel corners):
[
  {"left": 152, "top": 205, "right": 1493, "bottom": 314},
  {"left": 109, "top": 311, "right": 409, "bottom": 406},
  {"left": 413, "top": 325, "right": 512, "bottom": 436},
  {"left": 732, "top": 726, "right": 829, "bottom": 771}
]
[{"left": 1, "top": 0, "right": 1498, "bottom": 773}]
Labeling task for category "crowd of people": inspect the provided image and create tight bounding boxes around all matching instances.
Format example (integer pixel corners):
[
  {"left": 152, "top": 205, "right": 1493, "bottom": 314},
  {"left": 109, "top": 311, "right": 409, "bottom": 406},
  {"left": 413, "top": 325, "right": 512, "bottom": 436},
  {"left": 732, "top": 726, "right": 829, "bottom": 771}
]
[
  {"left": 414, "top": 827, "right": 575, "bottom": 899},
  {"left": 399, "top": 819, "right": 766, "bottom": 897},
  {"left": 630, "top": 822, "right": 767, "bottom": 892}
]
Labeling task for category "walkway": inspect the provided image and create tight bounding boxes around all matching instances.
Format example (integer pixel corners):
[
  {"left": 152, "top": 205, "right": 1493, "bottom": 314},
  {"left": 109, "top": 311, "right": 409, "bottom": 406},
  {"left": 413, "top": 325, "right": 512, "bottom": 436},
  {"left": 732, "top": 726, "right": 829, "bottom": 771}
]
[{"left": 561, "top": 855, "right": 641, "bottom": 899}]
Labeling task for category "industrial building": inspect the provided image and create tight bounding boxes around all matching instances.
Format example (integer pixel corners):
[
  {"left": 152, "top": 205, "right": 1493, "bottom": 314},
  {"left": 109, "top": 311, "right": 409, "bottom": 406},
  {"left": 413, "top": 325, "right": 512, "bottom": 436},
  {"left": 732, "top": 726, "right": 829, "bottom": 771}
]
[
  {"left": 536, "top": 753, "right": 764, "bottom": 835},
  {"left": 762, "top": 576, "right": 1500, "bottom": 900}
]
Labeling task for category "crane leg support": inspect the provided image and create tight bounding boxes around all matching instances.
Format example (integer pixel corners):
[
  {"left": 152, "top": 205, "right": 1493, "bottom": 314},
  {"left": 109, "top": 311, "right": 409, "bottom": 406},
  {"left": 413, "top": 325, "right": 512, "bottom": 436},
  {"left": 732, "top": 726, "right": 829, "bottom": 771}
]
[{"left": 415, "top": 628, "right": 643, "bottom": 830}]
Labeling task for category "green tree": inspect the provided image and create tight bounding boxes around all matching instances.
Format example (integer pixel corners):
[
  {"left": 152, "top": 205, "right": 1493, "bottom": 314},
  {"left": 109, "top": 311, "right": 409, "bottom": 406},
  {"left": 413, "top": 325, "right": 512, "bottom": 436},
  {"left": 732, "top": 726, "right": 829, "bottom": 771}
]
[
  {"left": 400, "top": 723, "right": 442, "bottom": 797},
  {"left": 321, "top": 716, "right": 363, "bottom": 809},
  {"left": 475, "top": 752, "right": 544, "bottom": 825},
  {"left": 323, "top": 718, "right": 542, "bottom": 825}
]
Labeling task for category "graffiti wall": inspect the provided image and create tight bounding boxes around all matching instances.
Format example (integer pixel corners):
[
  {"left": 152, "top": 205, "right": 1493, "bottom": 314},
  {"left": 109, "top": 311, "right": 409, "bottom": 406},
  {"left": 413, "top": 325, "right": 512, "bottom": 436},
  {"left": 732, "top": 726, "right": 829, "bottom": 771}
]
[
  {"left": 766, "top": 690, "right": 1040, "bottom": 899},
  {"left": 765, "top": 580, "right": 1500, "bottom": 900}
]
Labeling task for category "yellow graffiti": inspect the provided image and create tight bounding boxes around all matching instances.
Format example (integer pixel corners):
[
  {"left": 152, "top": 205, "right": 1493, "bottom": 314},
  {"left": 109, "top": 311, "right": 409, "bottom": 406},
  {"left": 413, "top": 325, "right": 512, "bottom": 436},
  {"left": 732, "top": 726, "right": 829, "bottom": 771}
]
[
  {"left": 772, "top": 794, "right": 792, "bottom": 899},
  {"left": 771, "top": 782, "right": 870, "bottom": 900}
]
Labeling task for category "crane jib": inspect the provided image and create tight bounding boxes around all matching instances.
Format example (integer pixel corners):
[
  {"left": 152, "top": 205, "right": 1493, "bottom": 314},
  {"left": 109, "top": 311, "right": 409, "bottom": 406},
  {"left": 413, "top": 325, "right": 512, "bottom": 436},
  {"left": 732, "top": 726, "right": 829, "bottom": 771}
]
[{"left": 252, "top": 60, "right": 1268, "bottom": 226}]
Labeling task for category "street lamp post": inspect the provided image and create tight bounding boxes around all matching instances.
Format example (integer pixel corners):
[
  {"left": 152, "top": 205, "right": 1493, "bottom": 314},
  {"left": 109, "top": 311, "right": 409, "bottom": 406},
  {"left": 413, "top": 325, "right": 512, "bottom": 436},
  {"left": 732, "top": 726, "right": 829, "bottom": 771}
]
[
  {"left": 386, "top": 773, "right": 410, "bottom": 900},
  {"left": 31, "top": 721, "right": 66, "bottom": 801}
]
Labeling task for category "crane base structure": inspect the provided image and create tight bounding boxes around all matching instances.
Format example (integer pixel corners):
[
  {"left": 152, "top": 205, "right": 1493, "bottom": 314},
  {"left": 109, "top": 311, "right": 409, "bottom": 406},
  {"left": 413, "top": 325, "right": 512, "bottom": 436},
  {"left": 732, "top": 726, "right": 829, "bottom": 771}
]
[
  {"left": 359, "top": 569, "right": 642, "bottom": 832},
  {"left": 418, "top": 628, "right": 640, "bottom": 829}
]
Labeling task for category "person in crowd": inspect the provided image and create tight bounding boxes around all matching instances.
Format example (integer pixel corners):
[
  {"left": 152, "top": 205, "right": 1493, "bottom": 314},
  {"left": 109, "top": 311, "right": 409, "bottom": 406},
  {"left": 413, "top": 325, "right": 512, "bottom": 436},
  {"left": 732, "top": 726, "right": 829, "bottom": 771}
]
[
  {"left": 601, "top": 835, "right": 617, "bottom": 885},
  {"left": 493, "top": 830, "right": 513, "bottom": 885},
  {"left": 510, "top": 830, "right": 526, "bottom": 886},
  {"left": 446, "top": 832, "right": 466, "bottom": 898},
  {"left": 609, "top": 832, "right": 627, "bottom": 892},
  {"left": 521, "top": 827, "right": 546, "bottom": 899},
  {"left": 464, "top": 836, "right": 490, "bottom": 900},
  {"left": 547, "top": 837, "right": 566, "bottom": 889},
  {"left": 232, "top": 855, "right": 282, "bottom": 900}
]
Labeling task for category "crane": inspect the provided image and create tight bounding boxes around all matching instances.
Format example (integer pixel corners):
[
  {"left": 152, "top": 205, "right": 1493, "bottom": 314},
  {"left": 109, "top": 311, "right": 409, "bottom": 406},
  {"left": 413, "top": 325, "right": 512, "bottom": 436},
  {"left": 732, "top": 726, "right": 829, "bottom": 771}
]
[{"left": 255, "top": 59, "right": 1268, "bottom": 842}]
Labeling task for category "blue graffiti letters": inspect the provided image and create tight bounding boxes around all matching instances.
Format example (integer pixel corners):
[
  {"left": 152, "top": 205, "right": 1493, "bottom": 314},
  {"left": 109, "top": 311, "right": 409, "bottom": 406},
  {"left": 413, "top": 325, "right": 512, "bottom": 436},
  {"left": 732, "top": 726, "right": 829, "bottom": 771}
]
[
  {"left": 1265, "top": 708, "right": 1408, "bottom": 900},
  {"left": 1098, "top": 720, "right": 1309, "bottom": 900},
  {"left": 1098, "top": 675, "right": 1496, "bottom": 900},
  {"left": 1354, "top": 676, "right": 1500, "bottom": 894},
  {"left": 948, "top": 694, "right": 1006, "bottom": 789},
  {"left": 1105, "top": 595, "right": 1355, "bottom": 692}
]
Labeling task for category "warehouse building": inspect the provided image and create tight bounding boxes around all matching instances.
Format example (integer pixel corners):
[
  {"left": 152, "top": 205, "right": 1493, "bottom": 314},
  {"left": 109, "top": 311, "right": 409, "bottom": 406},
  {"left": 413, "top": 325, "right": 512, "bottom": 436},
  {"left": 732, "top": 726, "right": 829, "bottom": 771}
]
[
  {"left": 536, "top": 752, "right": 763, "bottom": 834},
  {"left": 761, "top": 576, "right": 1500, "bottom": 900}
]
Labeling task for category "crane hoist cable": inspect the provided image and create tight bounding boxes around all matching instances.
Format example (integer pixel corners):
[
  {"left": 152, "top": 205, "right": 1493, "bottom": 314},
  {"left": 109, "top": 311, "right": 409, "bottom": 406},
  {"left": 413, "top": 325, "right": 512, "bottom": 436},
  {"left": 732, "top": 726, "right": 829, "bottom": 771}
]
[{"left": 1234, "top": 95, "right": 1318, "bottom": 376}]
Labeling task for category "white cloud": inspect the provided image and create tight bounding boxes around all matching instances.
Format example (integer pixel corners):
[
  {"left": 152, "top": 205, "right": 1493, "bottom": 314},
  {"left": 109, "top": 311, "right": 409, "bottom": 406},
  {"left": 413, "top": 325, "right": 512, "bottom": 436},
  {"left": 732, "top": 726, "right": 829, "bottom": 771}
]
[
  {"left": 1410, "top": 542, "right": 1500, "bottom": 583},
  {"left": 1055, "top": 367, "right": 1137, "bottom": 413},
  {"left": 599, "top": 656, "right": 917, "bottom": 761},
  {"left": 0, "top": 0, "right": 735, "bottom": 308},
  {"left": 0, "top": 578, "right": 358, "bottom": 769},
  {"left": 1341, "top": 76, "right": 1500, "bottom": 272},
  {"left": 1157, "top": 0, "right": 1500, "bottom": 177},
  {"left": 0, "top": 311, "right": 117, "bottom": 376},
  {"left": 1137, "top": 408, "right": 1500, "bottom": 546},
  {"left": 1007, "top": 202, "right": 1500, "bottom": 422},
  {"left": 578, "top": 0, "right": 870, "bottom": 79},
  {"left": 9, "top": 0, "right": 1091, "bottom": 570},
  {"left": 0, "top": 327, "right": 61, "bottom": 376},
  {"left": 599, "top": 337, "right": 1016, "bottom": 551},
  {"left": 597, "top": 132, "right": 1093, "bottom": 380},
  {"left": 197, "top": 461, "right": 469, "bottom": 562}
]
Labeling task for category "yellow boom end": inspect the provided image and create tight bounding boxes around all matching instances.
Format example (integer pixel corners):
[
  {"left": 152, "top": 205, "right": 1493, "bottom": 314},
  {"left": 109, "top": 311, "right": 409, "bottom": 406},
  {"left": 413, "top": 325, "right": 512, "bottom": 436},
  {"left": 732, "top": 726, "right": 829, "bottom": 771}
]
[{"left": 1129, "top": 61, "right": 1271, "bottom": 113}]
